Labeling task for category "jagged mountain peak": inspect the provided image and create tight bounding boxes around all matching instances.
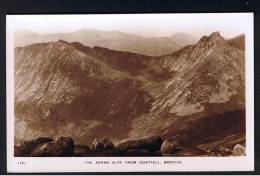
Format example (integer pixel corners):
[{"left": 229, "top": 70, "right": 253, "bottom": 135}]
[
  {"left": 22, "top": 39, "right": 71, "bottom": 51},
  {"left": 47, "top": 39, "right": 73, "bottom": 47},
  {"left": 55, "top": 39, "right": 70, "bottom": 44},
  {"left": 209, "top": 31, "right": 222, "bottom": 39},
  {"left": 35, "top": 40, "right": 88, "bottom": 58},
  {"left": 169, "top": 31, "right": 226, "bottom": 58},
  {"left": 14, "top": 31, "right": 245, "bottom": 146},
  {"left": 198, "top": 31, "right": 225, "bottom": 44},
  {"left": 149, "top": 31, "right": 245, "bottom": 119}
]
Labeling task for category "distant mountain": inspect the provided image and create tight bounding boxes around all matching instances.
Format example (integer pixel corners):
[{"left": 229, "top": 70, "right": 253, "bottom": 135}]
[
  {"left": 14, "top": 32, "right": 245, "bottom": 154},
  {"left": 228, "top": 34, "right": 245, "bottom": 50},
  {"left": 170, "top": 32, "right": 198, "bottom": 46},
  {"left": 15, "top": 29, "right": 198, "bottom": 56}
]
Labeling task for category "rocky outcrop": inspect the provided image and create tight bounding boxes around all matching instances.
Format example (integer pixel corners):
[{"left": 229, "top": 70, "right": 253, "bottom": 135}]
[
  {"left": 91, "top": 138, "right": 115, "bottom": 151},
  {"left": 160, "top": 139, "right": 178, "bottom": 156},
  {"left": 14, "top": 137, "right": 53, "bottom": 156},
  {"left": 90, "top": 136, "right": 162, "bottom": 156},
  {"left": 30, "top": 137, "right": 74, "bottom": 157},
  {"left": 54, "top": 137, "right": 74, "bottom": 155},
  {"left": 73, "top": 145, "right": 93, "bottom": 156},
  {"left": 116, "top": 136, "right": 162, "bottom": 152},
  {"left": 91, "top": 139, "right": 104, "bottom": 151},
  {"left": 232, "top": 144, "right": 246, "bottom": 156},
  {"left": 31, "top": 143, "right": 63, "bottom": 156}
]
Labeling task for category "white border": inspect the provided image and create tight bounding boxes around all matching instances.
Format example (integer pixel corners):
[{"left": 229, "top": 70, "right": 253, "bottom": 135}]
[{"left": 6, "top": 13, "right": 254, "bottom": 173}]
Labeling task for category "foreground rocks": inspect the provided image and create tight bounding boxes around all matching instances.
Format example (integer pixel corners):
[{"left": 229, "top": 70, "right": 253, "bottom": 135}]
[
  {"left": 15, "top": 136, "right": 163, "bottom": 157},
  {"left": 232, "top": 144, "right": 246, "bottom": 156},
  {"left": 73, "top": 144, "right": 92, "bottom": 156},
  {"left": 14, "top": 136, "right": 246, "bottom": 157},
  {"left": 117, "top": 136, "right": 162, "bottom": 151},
  {"left": 14, "top": 137, "right": 53, "bottom": 156},
  {"left": 91, "top": 138, "right": 115, "bottom": 151},
  {"left": 160, "top": 139, "right": 178, "bottom": 156},
  {"left": 31, "top": 137, "right": 74, "bottom": 156}
]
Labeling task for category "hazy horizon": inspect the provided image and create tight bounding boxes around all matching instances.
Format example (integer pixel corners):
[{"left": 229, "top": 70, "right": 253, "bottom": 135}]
[
  {"left": 15, "top": 27, "right": 245, "bottom": 40},
  {"left": 8, "top": 14, "right": 250, "bottom": 39}
]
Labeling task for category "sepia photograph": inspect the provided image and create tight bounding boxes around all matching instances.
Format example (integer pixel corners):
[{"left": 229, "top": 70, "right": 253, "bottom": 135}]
[{"left": 6, "top": 13, "right": 254, "bottom": 172}]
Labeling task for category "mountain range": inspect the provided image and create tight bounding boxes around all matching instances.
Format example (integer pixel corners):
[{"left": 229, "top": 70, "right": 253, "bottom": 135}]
[
  {"left": 15, "top": 29, "right": 198, "bottom": 56},
  {"left": 14, "top": 31, "right": 245, "bottom": 154}
]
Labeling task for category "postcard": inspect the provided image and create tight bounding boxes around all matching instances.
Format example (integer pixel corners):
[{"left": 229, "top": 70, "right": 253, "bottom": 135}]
[{"left": 6, "top": 13, "right": 254, "bottom": 172}]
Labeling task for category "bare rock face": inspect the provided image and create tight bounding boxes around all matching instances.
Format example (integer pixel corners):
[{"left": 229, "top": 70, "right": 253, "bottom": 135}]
[
  {"left": 116, "top": 136, "right": 163, "bottom": 152},
  {"left": 160, "top": 139, "right": 178, "bottom": 156},
  {"left": 232, "top": 144, "right": 246, "bottom": 156},
  {"left": 91, "top": 138, "right": 115, "bottom": 151},
  {"left": 31, "top": 136, "right": 74, "bottom": 156}
]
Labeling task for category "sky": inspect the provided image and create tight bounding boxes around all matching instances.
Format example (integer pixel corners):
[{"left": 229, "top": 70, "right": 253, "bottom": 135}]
[{"left": 7, "top": 13, "right": 252, "bottom": 38}]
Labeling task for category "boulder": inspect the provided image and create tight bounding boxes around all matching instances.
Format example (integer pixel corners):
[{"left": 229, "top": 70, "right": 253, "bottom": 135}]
[
  {"left": 31, "top": 143, "right": 64, "bottom": 156},
  {"left": 31, "top": 136, "right": 74, "bottom": 156},
  {"left": 91, "top": 138, "right": 105, "bottom": 151},
  {"left": 14, "top": 146, "right": 26, "bottom": 157},
  {"left": 102, "top": 138, "right": 115, "bottom": 150},
  {"left": 91, "top": 138, "right": 115, "bottom": 151},
  {"left": 15, "top": 137, "right": 53, "bottom": 156},
  {"left": 55, "top": 136, "right": 74, "bottom": 155},
  {"left": 34, "top": 137, "right": 54, "bottom": 144},
  {"left": 124, "top": 149, "right": 151, "bottom": 156},
  {"left": 160, "top": 139, "right": 178, "bottom": 156},
  {"left": 232, "top": 144, "right": 246, "bottom": 156},
  {"left": 116, "top": 136, "right": 163, "bottom": 152},
  {"left": 218, "top": 146, "right": 232, "bottom": 156},
  {"left": 73, "top": 145, "right": 93, "bottom": 156}
]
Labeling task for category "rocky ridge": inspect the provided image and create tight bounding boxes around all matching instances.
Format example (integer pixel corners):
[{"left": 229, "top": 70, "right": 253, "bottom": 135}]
[
  {"left": 15, "top": 29, "right": 198, "bottom": 56},
  {"left": 14, "top": 32, "right": 246, "bottom": 156}
]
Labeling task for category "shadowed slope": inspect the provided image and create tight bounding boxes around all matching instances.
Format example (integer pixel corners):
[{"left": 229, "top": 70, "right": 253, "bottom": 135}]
[{"left": 15, "top": 32, "right": 245, "bottom": 150}]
